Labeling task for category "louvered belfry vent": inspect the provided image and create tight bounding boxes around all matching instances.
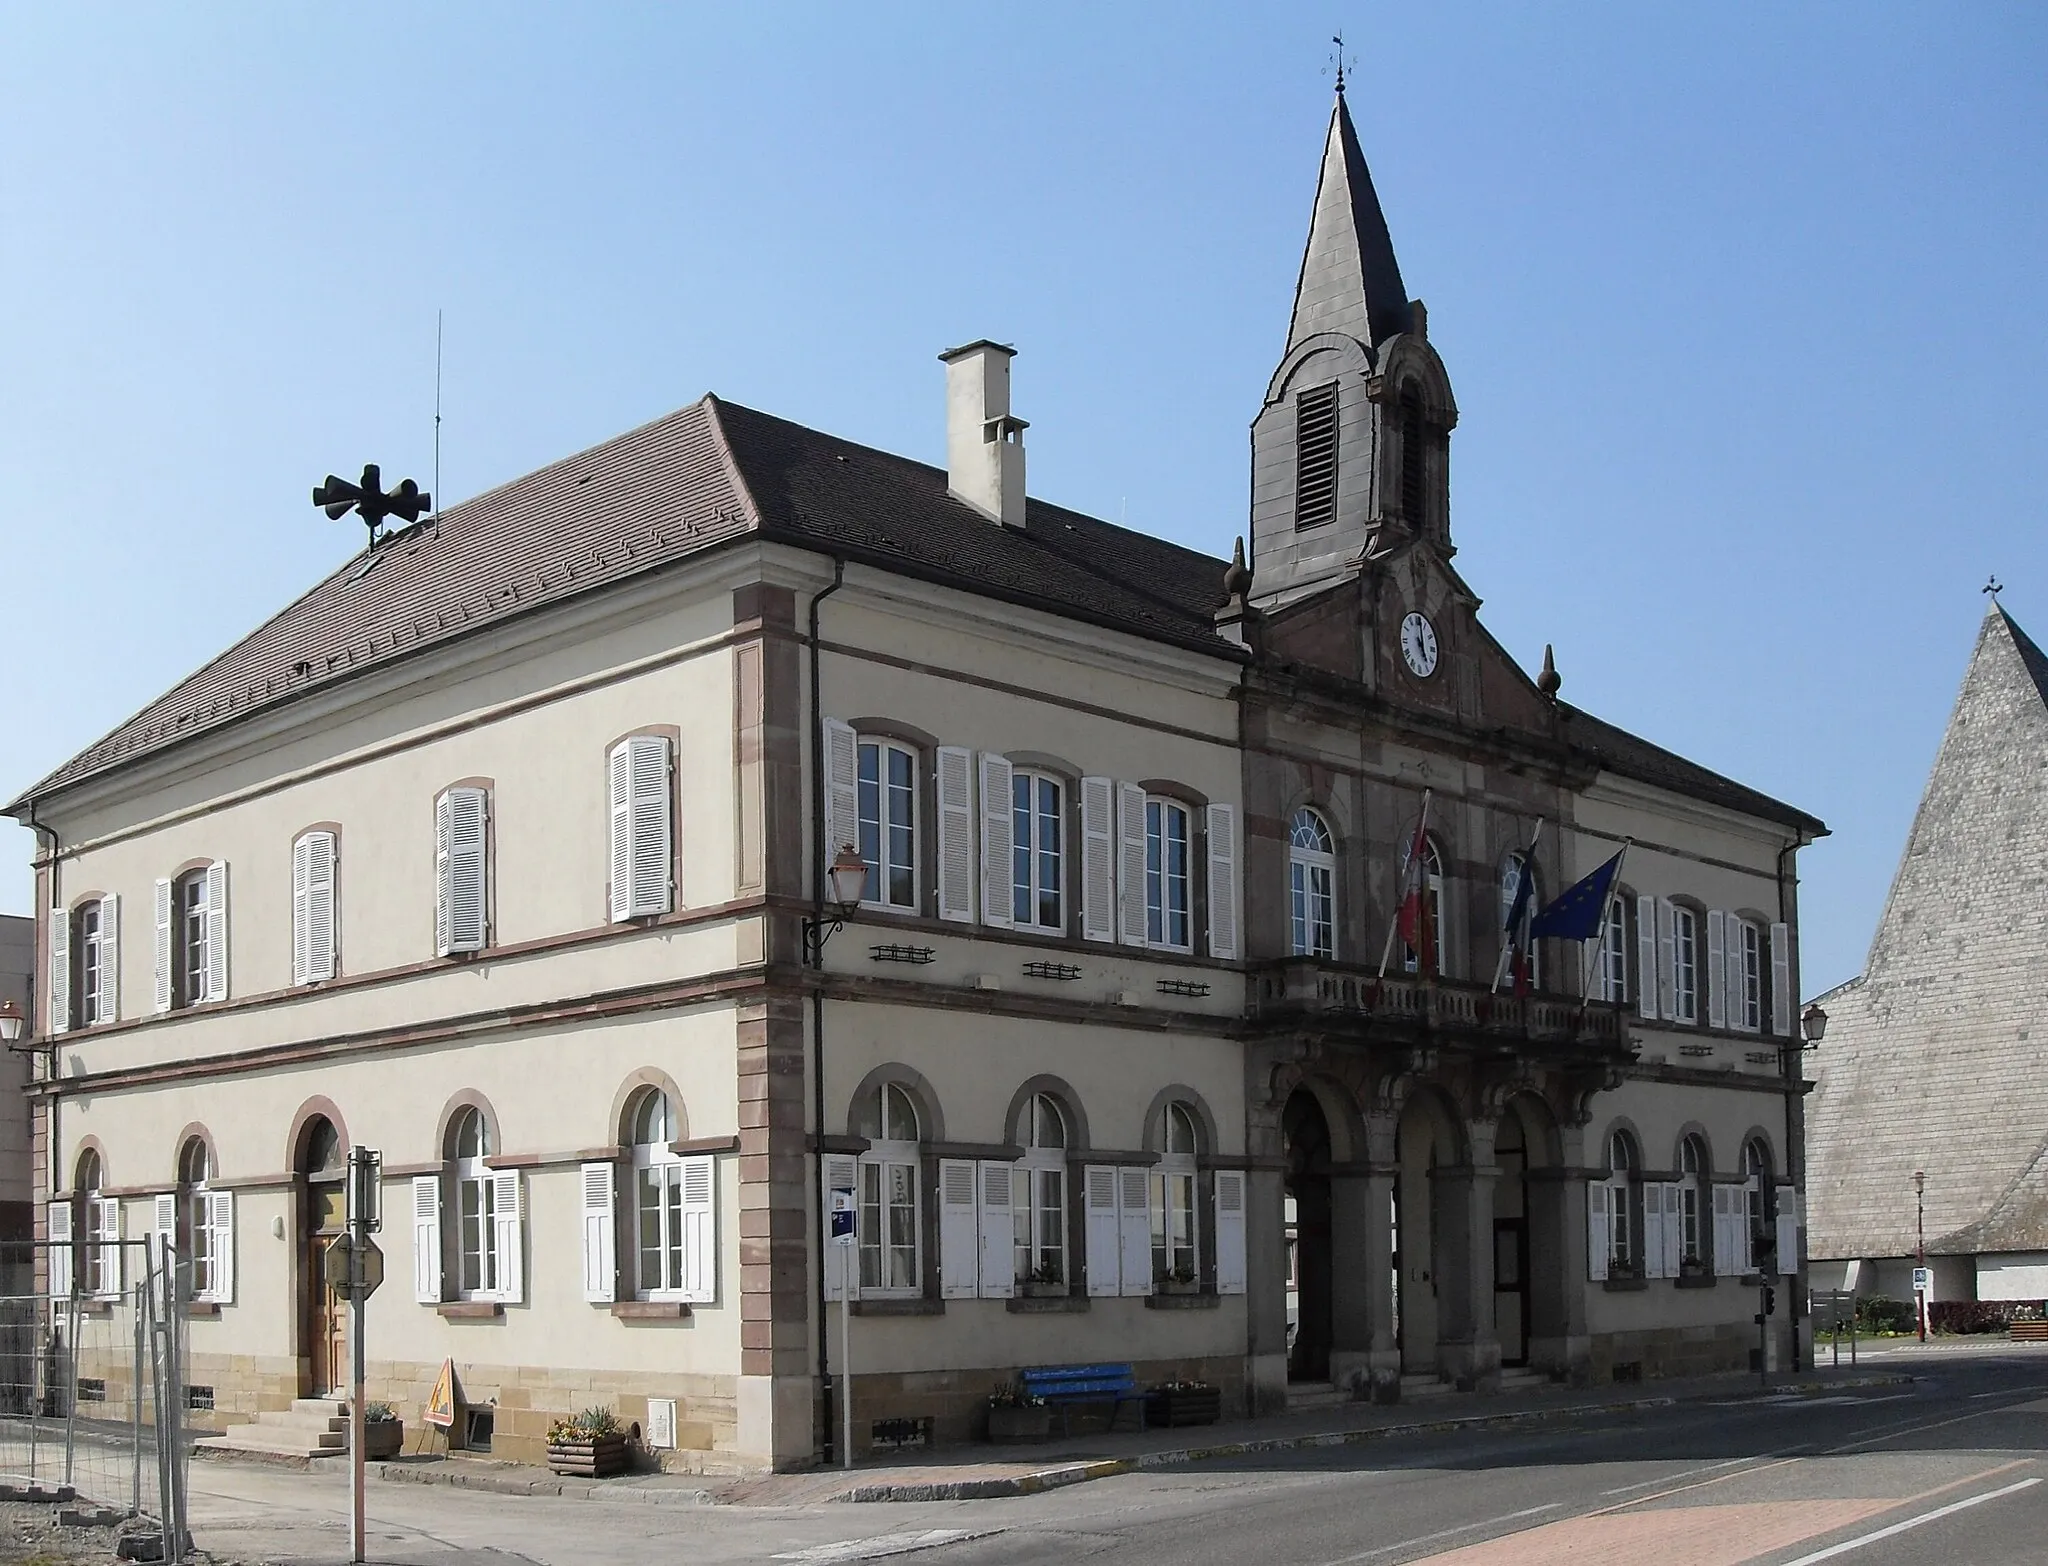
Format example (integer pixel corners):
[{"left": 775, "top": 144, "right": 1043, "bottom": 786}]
[{"left": 1294, "top": 383, "right": 1339, "bottom": 529}]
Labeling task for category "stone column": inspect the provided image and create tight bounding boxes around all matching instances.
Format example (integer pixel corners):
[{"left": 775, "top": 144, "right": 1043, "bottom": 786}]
[
  {"left": 1529, "top": 1119, "right": 1591, "bottom": 1385},
  {"left": 1431, "top": 1120, "right": 1502, "bottom": 1391},
  {"left": 1244, "top": 1163, "right": 1291, "bottom": 1415},
  {"left": 1328, "top": 1162, "right": 1401, "bottom": 1402}
]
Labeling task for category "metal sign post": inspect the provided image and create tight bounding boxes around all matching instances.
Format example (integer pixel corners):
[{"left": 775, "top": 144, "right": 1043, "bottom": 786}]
[
  {"left": 829, "top": 1187, "right": 856, "bottom": 1471},
  {"left": 342, "top": 1148, "right": 383, "bottom": 1564}
]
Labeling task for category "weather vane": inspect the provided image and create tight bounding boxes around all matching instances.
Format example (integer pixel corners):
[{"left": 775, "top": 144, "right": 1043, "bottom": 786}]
[
  {"left": 1326, "top": 32, "right": 1352, "bottom": 94},
  {"left": 312, "top": 464, "right": 432, "bottom": 549},
  {"left": 1984, "top": 575, "right": 2004, "bottom": 602}
]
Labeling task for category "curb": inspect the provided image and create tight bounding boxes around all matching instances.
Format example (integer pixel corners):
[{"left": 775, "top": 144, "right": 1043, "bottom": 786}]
[
  {"left": 834, "top": 1371, "right": 1917, "bottom": 1503},
  {"left": 373, "top": 1461, "right": 714, "bottom": 1506}
]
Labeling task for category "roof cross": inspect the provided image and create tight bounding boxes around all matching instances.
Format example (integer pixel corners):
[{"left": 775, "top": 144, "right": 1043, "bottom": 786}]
[
  {"left": 1327, "top": 33, "right": 1353, "bottom": 94},
  {"left": 1984, "top": 575, "right": 2004, "bottom": 602}
]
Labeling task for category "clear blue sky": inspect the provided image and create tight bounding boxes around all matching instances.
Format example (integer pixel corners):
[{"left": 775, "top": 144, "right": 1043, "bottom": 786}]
[{"left": 2, "top": 4, "right": 2043, "bottom": 997}]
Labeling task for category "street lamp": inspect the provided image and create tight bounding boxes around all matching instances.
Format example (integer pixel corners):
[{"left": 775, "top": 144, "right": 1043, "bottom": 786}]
[
  {"left": 0, "top": 1000, "right": 24, "bottom": 1044},
  {"left": 1801, "top": 1003, "right": 1828, "bottom": 1047},
  {"left": 804, "top": 845, "right": 869, "bottom": 963}
]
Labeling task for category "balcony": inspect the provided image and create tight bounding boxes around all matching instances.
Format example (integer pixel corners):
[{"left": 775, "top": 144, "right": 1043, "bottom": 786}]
[{"left": 1251, "top": 958, "right": 1629, "bottom": 1054}]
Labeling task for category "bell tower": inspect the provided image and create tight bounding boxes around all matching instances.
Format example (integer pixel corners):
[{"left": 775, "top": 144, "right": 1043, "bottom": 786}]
[{"left": 1249, "top": 87, "right": 1457, "bottom": 612}]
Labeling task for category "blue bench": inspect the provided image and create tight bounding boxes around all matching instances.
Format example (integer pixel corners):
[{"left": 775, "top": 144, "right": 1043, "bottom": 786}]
[{"left": 1020, "top": 1363, "right": 1148, "bottom": 1435}]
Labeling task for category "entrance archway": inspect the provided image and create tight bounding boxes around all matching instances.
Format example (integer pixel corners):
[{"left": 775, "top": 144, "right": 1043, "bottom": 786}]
[
  {"left": 1282, "top": 1090, "right": 1333, "bottom": 1382},
  {"left": 295, "top": 1115, "right": 347, "bottom": 1397},
  {"left": 1494, "top": 1111, "right": 1530, "bottom": 1366},
  {"left": 1500, "top": 1092, "right": 1567, "bottom": 1376},
  {"left": 1394, "top": 1087, "right": 1464, "bottom": 1375}
]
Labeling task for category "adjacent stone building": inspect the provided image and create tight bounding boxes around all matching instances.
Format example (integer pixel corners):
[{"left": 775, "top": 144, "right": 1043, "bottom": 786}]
[
  {"left": 7, "top": 88, "right": 1823, "bottom": 1470},
  {"left": 1808, "top": 605, "right": 2048, "bottom": 1305}
]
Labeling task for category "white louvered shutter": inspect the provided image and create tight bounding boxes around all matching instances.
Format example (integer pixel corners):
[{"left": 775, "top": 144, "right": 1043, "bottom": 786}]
[
  {"left": 490, "top": 1171, "right": 523, "bottom": 1304},
  {"left": 97, "top": 895, "right": 119, "bottom": 1023},
  {"left": 1213, "top": 1170, "right": 1246, "bottom": 1294},
  {"left": 1117, "top": 782, "right": 1149, "bottom": 947},
  {"left": 1634, "top": 893, "right": 1657, "bottom": 1020},
  {"left": 1586, "top": 1182, "right": 1610, "bottom": 1282},
  {"left": 1655, "top": 897, "right": 1676, "bottom": 1021},
  {"left": 412, "top": 1176, "right": 442, "bottom": 1303},
  {"left": 434, "top": 793, "right": 454, "bottom": 955},
  {"left": 822, "top": 1153, "right": 858, "bottom": 1301},
  {"left": 1084, "top": 1165, "right": 1120, "bottom": 1296},
  {"left": 1080, "top": 777, "right": 1116, "bottom": 943},
  {"left": 935, "top": 745, "right": 975, "bottom": 923},
  {"left": 1638, "top": 1184, "right": 1661, "bottom": 1279},
  {"left": 295, "top": 831, "right": 336, "bottom": 983},
  {"left": 822, "top": 719, "right": 859, "bottom": 872},
  {"left": 94, "top": 1198, "right": 122, "bottom": 1296},
  {"left": 977, "top": 1162, "right": 1015, "bottom": 1299},
  {"left": 1661, "top": 1184, "right": 1683, "bottom": 1279},
  {"left": 609, "top": 737, "right": 672, "bottom": 921},
  {"left": 294, "top": 834, "right": 314, "bottom": 983},
  {"left": 203, "top": 861, "right": 229, "bottom": 1002},
  {"left": 153, "top": 1194, "right": 176, "bottom": 1271},
  {"left": 1711, "top": 1185, "right": 1737, "bottom": 1276},
  {"left": 1206, "top": 802, "right": 1239, "bottom": 960},
  {"left": 580, "top": 1162, "right": 617, "bottom": 1303},
  {"left": 207, "top": 1190, "right": 235, "bottom": 1304},
  {"left": 152, "top": 879, "right": 173, "bottom": 1013},
  {"left": 47, "top": 1201, "right": 73, "bottom": 1299},
  {"left": 1706, "top": 909, "right": 1727, "bottom": 1029},
  {"left": 441, "top": 788, "right": 489, "bottom": 952},
  {"left": 1775, "top": 1190, "right": 1800, "bottom": 1280},
  {"left": 48, "top": 910, "right": 69, "bottom": 1035},
  {"left": 1118, "top": 1167, "right": 1151, "bottom": 1296},
  {"left": 678, "top": 1157, "right": 716, "bottom": 1304},
  {"left": 1770, "top": 922, "right": 1793, "bottom": 1037},
  {"left": 938, "top": 1158, "right": 979, "bottom": 1299},
  {"left": 978, "top": 753, "right": 1014, "bottom": 930}
]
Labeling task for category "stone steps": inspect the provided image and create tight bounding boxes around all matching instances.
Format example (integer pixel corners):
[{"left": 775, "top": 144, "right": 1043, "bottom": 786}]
[{"left": 196, "top": 1397, "right": 352, "bottom": 1463}]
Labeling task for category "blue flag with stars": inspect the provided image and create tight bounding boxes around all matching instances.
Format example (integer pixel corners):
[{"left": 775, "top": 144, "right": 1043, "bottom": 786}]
[{"left": 1529, "top": 849, "right": 1625, "bottom": 942}]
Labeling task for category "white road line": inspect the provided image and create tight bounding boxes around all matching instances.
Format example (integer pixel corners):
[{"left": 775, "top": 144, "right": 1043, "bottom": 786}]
[
  {"left": 1773, "top": 1476, "right": 2042, "bottom": 1566},
  {"left": 1601, "top": 1455, "right": 1758, "bottom": 1496},
  {"left": 1313, "top": 1502, "right": 1561, "bottom": 1566},
  {"left": 771, "top": 1529, "right": 1001, "bottom": 1563}
]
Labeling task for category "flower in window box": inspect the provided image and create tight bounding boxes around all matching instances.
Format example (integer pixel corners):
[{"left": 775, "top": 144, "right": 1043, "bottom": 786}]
[
  {"left": 1158, "top": 1265, "right": 1200, "bottom": 1296},
  {"left": 1020, "top": 1261, "right": 1065, "bottom": 1299}
]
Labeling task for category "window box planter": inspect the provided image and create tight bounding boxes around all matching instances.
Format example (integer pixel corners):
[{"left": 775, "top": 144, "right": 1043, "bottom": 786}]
[
  {"left": 1145, "top": 1385, "right": 1220, "bottom": 1427},
  {"left": 1156, "top": 1278, "right": 1200, "bottom": 1297},
  {"left": 362, "top": 1419, "right": 403, "bottom": 1460},
  {"left": 987, "top": 1405, "right": 1054, "bottom": 1443},
  {"left": 545, "top": 1433, "right": 631, "bottom": 1477},
  {"left": 1020, "top": 1280, "right": 1066, "bottom": 1300}
]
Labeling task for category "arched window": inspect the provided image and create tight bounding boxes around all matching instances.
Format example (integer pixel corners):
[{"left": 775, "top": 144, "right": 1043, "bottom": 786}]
[
  {"left": 858, "top": 739, "right": 920, "bottom": 911},
  {"left": 1398, "top": 381, "right": 1428, "bottom": 528},
  {"left": 629, "top": 1089, "right": 687, "bottom": 1299},
  {"left": 1401, "top": 839, "right": 1446, "bottom": 977},
  {"left": 1289, "top": 809, "right": 1336, "bottom": 959},
  {"left": 173, "top": 867, "right": 212, "bottom": 1009},
  {"left": 1151, "top": 1103, "right": 1200, "bottom": 1287},
  {"left": 1743, "top": 1138, "right": 1772, "bottom": 1275},
  {"left": 857, "top": 1083, "right": 922, "bottom": 1295},
  {"left": 1499, "top": 852, "right": 1540, "bottom": 989},
  {"left": 450, "top": 1108, "right": 498, "bottom": 1299},
  {"left": 1668, "top": 904, "right": 1701, "bottom": 1023},
  {"left": 178, "top": 1137, "right": 217, "bottom": 1299},
  {"left": 1679, "top": 1135, "right": 1709, "bottom": 1271},
  {"left": 69, "top": 898, "right": 111, "bottom": 1027},
  {"left": 1598, "top": 894, "right": 1630, "bottom": 1004},
  {"left": 1016, "top": 1094, "right": 1068, "bottom": 1288},
  {"left": 1011, "top": 771, "right": 1065, "bottom": 933},
  {"left": 1144, "top": 797, "right": 1192, "bottom": 952},
  {"left": 1606, "top": 1131, "right": 1639, "bottom": 1275},
  {"left": 72, "top": 1148, "right": 118, "bottom": 1299}
]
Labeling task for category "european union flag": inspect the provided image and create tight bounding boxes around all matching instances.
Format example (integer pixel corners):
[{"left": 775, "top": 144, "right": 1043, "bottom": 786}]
[{"left": 1529, "top": 849, "right": 1625, "bottom": 942}]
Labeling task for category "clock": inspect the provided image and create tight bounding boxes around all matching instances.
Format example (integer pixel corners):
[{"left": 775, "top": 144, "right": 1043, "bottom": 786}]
[{"left": 1399, "top": 612, "right": 1439, "bottom": 677}]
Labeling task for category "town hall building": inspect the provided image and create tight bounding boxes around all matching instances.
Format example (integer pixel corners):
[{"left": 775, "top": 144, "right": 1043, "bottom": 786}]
[{"left": 8, "top": 89, "right": 1824, "bottom": 1470}]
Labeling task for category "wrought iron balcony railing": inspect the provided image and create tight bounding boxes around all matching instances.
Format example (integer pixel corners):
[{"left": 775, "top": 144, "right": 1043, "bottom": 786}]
[{"left": 1251, "top": 957, "right": 1627, "bottom": 1048}]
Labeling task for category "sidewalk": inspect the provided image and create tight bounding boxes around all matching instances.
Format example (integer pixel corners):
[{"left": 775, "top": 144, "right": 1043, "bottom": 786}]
[{"left": 364, "top": 1362, "right": 1916, "bottom": 1508}]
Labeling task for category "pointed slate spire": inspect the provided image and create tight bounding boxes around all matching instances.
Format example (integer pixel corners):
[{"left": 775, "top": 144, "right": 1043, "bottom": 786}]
[{"left": 1286, "top": 88, "right": 1412, "bottom": 353}]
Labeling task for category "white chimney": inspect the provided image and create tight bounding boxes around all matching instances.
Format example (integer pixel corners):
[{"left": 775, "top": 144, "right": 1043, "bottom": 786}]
[{"left": 939, "top": 340, "right": 1027, "bottom": 528}]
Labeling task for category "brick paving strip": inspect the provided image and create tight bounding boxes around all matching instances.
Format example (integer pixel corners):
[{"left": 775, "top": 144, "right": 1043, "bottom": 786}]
[{"left": 340, "top": 1368, "right": 1915, "bottom": 1507}]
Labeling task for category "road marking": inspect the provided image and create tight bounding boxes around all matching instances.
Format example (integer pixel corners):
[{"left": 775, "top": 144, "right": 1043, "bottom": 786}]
[
  {"left": 771, "top": 1530, "right": 1001, "bottom": 1563},
  {"left": 1311, "top": 1502, "right": 1561, "bottom": 1565},
  {"left": 1601, "top": 1456, "right": 1758, "bottom": 1496},
  {"left": 1771, "top": 1476, "right": 2042, "bottom": 1565}
]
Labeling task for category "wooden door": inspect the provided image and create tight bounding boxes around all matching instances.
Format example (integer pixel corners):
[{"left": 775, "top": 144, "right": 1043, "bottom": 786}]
[{"left": 305, "top": 1183, "right": 347, "bottom": 1396}]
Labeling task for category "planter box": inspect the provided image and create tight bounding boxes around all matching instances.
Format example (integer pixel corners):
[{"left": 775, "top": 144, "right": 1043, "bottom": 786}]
[
  {"left": 362, "top": 1421, "right": 403, "bottom": 1460},
  {"left": 2010, "top": 1320, "right": 2048, "bottom": 1342},
  {"left": 1020, "top": 1281, "right": 1066, "bottom": 1300},
  {"left": 1157, "top": 1279, "right": 1200, "bottom": 1297},
  {"left": 1146, "top": 1387, "right": 1221, "bottom": 1428},
  {"left": 986, "top": 1405, "right": 1053, "bottom": 1443},
  {"left": 546, "top": 1434, "right": 632, "bottom": 1477}
]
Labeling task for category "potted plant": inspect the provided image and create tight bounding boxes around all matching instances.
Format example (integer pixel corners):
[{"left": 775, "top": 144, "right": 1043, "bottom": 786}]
[
  {"left": 1157, "top": 1265, "right": 1200, "bottom": 1297},
  {"left": 1146, "top": 1379, "right": 1221, "bottom": 1427},
  {"left": 985, "top": 1383, "right": 1052, "bottom": 1443},
  {"left": 361, "top": 1401, "right": 404, "bottom": 1460},
  {"left": 546, "top": 1406, "right": 631, "bottom": 1477},
  {"left": 1020, "top": 1261, "right": 1065, "bottom": 1300}
]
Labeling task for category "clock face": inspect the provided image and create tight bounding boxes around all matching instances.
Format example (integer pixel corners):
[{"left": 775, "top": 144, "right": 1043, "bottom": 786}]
[{"left": 1400, "top": 612, "right": 1439, "bottom": 678}]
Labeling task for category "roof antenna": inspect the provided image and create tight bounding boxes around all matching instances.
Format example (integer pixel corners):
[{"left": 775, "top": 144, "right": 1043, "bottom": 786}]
[
  {"left": 1985, "top": 575, "right": 2004, "bottom": 603},
  {"left": 432, "top": 308, "right": 444, "bottom": 537},
  {"left": 1326, "top": 32, "right": 1351, "bottom": 94}
]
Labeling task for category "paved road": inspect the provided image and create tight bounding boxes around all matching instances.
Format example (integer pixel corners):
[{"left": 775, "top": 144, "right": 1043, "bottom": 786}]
[{"left": 185, "top": 1353, "right": 2048, "bottom": 1565}]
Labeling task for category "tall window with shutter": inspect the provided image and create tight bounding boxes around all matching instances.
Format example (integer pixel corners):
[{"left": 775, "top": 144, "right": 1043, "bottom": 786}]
[
  {"left": 1598, "top": 894, "right": 1630, "bottom": 1004},
  {"left": 293, "top": 830, "right": 338, "bottom": 983},
  {"left": 1015, "top": 1094, "right": 1068, "bottom": 1289},
  {"left": 1289, "top": 808, "right": 1336, "bottom": 959},
  {"left": 435, "top": 788, "right": 489, "bottom": 955},
  {"left": 1010, "top": 770, "right": 1064, "bottom": 934},
  {"left": 609, "top": 736, "right": 674, "bottom": 921},
  {"left": 1144, "top": 798, "right": 1192, "bottom": 952},
  {"left": 857, "top": 1083, "right": 923, "bottom": 1297},
  {"left": 163, "top": 864, "right": 228, "bottom": 1009},
  {"left": 857, "top": 739, "right": 918, "bottom": 912},
  {"left": 1294, "top": 382, "right": 1339, "bottom": 529},
  {"left": 1151, "top": 1103, "right": 1200, "bottom": 1287},
  {"left": 68, "top": 897, "right": 118, "bottom": 1027}
]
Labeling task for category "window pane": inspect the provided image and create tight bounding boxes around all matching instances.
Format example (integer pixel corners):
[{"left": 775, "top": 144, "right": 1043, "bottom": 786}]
[
  {"left": 637, "top": 1167, "right": 664, "bottom": 1290},
  {"left": 1037, "top": 777, "right": 1061, "bottom": 928},
  {"left": 1013, "top": 774, "right": 1032, "bottom": 923},
  {"left": 1145, "top": 802, "right": 1164, "bottom": 943}
]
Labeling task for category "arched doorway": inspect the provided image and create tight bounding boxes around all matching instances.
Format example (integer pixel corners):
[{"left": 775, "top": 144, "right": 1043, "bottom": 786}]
[
  {"left": 1395, "top": 1088, "right": 1463, "bottom": 1375},
  {"left": 1494, "top": 1111, "right": 1530, "bottom": 1366},
  {"left": 1283, "top": 1090, "right": 1333, "bottom": 1382},
  {"left": 1500, "top": 1092, "right": 1566, "bottom": 1376},
  {"left": 296, "top": 1116, "right": 347, "bottom": 1396}
]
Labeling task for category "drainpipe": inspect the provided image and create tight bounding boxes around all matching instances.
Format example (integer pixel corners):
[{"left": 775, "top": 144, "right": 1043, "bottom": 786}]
[
  {"left": 1775, "top": 837, "right": 1804, "bottom": 1372},
  {"left": 25, "top": 799, "right": 61, "bottom": 1294},
  {"left": 808, "top": 560, "right": 845, "bottom": 1462}
]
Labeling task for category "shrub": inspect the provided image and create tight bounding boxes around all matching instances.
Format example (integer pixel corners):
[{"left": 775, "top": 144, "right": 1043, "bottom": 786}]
[
  {"left": 1930, "top": 1300, "right": 2030, "bottom": 1336},
  {"left": 1855, "top": 1295, "right": 1915, "bottom": 1334}
]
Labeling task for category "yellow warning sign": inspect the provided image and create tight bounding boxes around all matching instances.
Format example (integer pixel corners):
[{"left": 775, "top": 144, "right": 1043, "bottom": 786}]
[{"left": 424, "top": 1358, "right": 459, "bottom": 1429}]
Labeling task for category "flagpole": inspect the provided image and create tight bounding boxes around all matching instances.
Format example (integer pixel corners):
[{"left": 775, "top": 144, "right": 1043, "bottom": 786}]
[
  {"left": 1379, "top": 788, "right": 1432, "bottom": 979},
  {"left": 1492, "top": 819, "right": 1545, "bottom": 994},
  {"left": 1578, "top": 838, "right": 1632, "bottom": 1004}
]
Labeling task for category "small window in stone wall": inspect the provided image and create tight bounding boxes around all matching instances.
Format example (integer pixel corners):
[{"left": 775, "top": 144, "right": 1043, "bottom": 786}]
[
  {"left": 463, "top": 1406, "right": 494, "bottom": 1452},
  {"left": 185, "top": 1384, "right": 215, "bottom": 1411},
  {"left": 1294, "top": 383, "right": 1339, "bottom": 529},
  {"left": 76, "top": 1378, "right": 106, "bottom": 1403}
]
